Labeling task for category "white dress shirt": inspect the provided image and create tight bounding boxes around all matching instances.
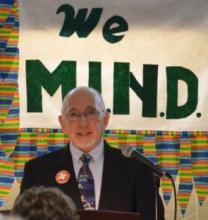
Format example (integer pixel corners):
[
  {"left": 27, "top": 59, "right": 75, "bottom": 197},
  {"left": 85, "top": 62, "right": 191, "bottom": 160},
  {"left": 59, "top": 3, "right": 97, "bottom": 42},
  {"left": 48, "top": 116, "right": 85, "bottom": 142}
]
[{"left": 70, "top": 140, "right": 104, "bottom": 209}]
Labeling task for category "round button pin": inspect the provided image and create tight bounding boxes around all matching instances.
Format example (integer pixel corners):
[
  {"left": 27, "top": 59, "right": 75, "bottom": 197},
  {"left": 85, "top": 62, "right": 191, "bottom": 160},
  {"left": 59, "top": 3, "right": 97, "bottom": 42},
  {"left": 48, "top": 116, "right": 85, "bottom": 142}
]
[{"left": 55, "top": 170, "right": 70, "bottom": 184}]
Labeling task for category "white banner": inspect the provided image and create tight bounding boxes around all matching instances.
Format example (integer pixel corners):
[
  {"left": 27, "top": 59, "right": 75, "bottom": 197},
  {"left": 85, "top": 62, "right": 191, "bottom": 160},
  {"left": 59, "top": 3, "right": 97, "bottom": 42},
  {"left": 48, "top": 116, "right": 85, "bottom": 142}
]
[{"left": 19, "top": 0, "right": 208, "bottom": 130}]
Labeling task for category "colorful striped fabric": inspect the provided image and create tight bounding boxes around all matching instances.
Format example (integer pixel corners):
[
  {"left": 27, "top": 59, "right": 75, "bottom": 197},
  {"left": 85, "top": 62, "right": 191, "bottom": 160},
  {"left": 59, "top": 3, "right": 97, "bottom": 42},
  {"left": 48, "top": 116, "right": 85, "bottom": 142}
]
[
  {"left": 8, "top": 128, "right": 208, "bottom": 215},
  {"left": 0, "top": 83, "right": 19, "bottom": 156},
  {"left": 0, "top": 157, "right": 15, "bottom": 207},
  {"left": 143, "top": 135, "right": 158, "bottom": 164},
  {"left": 0, "top": 0, "right": 19, "bottom": 81},
  {"left": 12, "top": 130, "right": 69, "bottom": 183},
  {"left": 178, "top": 133, "right": 193, "bottom": 215},
  {"left": 191, "top": 134, "right": 208, "bottom": 206},
  {"left": 156, "top": 134, "right": 180, "bottom": 204},
  {"left": 0, "top": 0, "right": 19, "bottom": 207}
]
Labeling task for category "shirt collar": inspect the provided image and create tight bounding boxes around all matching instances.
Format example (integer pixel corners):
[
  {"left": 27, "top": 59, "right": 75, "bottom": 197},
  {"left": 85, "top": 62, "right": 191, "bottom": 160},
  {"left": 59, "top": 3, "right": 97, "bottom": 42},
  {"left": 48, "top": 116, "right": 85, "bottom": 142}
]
[{"left": 70, "top": 139, "right": 104, "bottom": 163}]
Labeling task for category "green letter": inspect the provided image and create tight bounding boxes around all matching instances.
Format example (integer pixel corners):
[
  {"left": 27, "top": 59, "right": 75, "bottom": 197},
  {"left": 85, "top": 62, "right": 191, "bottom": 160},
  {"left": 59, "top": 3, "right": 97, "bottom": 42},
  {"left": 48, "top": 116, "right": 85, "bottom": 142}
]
[
  {"left": 103, "top": 16, "right": 128, "bottom": 43},
  {"left": 130, "top": 65, "right": 158, "bottom": 117},
  {"left": 57, "top": 4, "right": 103, "bottom": 37},
  {"left": 113, "top": 63, "right": 158, "bottom": 117},
  {"left": 113, "top": 62, "right": 130, "bottom": 114},
  {"left": 26, "top": 60, "right": 76, "bottom": 112},
  {"left": 88, "top": 62, "right": 101, "bottom": 93},
  {"left": 166, "top": 66, "right": 198, "bottom": 119}
]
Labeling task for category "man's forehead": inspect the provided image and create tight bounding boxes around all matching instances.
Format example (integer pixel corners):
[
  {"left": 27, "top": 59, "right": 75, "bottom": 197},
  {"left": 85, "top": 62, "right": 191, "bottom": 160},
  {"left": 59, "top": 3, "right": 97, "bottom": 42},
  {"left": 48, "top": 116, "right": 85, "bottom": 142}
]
[
  {"left": 63, "top": 89, "right": 104, "bottom": 112},
  {"left": 68, "top": 105, "right": 97, "bottom": 111}
]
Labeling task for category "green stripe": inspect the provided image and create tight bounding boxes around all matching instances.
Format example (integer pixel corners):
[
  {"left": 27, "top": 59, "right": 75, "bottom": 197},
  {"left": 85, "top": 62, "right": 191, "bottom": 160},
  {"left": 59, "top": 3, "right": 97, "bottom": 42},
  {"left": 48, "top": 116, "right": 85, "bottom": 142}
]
[
  {"left": 0, "top": 122, "right": 19, "bottom": 126},
  {"left": 37, "top": 140, "right": 47, "bottom": 143},
  {"left": 0, "top": 192, "right": 10, "bottom": 195},
  {"left": 178, "top": 173, "right": 192, "bottom": 177},
  {"left": 192, "top": 140, "right": 207, "bottom": 144},
  {"left": 158, "top": 158, "right": 179, "bottom": 162},
  {"left": 0, "top": 11, "right": 9, "bottom": 16},
  {"left": 192, "top": 166, "right": 208, "bottom": 170},
  {"left": 161, "top": 182, "right": 172, "bottom": 187},
  {"left": 13, "top": 159, "right": 29, "bottom": 163},
  {"left": 0, "top": 87, "right": 16, "bottom": 91},
  {"left": 0, "top": 165, "right": 13, "bottom": 170},
  {"left": 10, "top": 35, "right": 18, "bottom": 39},
  {"left": 178, "top": 198, "right": 189, "bottom": 202},
  {"left": 0, "top": 30, "right": 11, "bottom": 34},
  {"left": 196, "top": 191, "right": 208, "bottom": 195},
  {"left": 0, "top": 61, "right": 18, "bottom": 65}
]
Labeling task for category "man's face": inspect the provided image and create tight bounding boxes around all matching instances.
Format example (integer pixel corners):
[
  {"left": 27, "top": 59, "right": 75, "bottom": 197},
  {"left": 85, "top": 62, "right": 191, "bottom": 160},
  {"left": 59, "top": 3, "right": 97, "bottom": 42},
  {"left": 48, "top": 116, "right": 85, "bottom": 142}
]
[{"left": 58, "top": 90, "right": 109, "bottom": 152}]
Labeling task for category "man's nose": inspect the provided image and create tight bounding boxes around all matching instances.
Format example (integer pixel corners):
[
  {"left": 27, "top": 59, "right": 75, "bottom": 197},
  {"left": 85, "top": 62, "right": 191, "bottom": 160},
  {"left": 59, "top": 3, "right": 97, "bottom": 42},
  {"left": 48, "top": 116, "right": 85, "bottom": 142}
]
[{"left": 78, "top": 113, "right": 89, "bottom": 124}]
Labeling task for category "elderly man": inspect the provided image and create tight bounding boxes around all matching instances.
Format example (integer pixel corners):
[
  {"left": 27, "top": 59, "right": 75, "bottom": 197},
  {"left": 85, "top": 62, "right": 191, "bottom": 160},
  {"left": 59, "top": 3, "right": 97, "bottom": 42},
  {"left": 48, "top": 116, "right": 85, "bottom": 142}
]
[{"left": 21, "top": 86, "right": 165, "bottom": 220}]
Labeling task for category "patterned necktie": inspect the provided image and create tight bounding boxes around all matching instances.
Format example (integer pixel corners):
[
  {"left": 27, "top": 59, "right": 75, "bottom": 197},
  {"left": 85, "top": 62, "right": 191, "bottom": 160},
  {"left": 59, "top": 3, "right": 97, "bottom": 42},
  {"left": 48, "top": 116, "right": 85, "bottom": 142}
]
[{"left": 78, "top": 154, "right": 96, "bottom": 210}]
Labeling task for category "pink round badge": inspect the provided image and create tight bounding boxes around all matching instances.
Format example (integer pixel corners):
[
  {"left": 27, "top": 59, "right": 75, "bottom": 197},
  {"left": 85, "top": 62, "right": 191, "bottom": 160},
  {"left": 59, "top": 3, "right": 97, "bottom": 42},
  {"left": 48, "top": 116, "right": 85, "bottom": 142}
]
[{"left": 55, "top": 170, "right": 70, "bottom": 184}]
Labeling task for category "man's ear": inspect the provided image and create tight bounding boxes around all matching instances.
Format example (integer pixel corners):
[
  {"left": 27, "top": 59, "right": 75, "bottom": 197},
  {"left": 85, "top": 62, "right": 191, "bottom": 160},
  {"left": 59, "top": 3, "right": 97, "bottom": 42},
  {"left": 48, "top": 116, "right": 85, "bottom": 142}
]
[
  {"left": 103, "top": 111, "right": 110, "bottom": 129},
  {"left": 58, "top": 115, "right": 65, "bottom": 131}
]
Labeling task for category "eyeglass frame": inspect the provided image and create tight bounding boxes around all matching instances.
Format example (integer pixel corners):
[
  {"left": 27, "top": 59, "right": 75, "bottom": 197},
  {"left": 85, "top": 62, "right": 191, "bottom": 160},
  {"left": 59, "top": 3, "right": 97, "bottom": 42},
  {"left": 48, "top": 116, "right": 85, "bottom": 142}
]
[{"left": 63, "top": 107, "right": 106, "bottom": 122}]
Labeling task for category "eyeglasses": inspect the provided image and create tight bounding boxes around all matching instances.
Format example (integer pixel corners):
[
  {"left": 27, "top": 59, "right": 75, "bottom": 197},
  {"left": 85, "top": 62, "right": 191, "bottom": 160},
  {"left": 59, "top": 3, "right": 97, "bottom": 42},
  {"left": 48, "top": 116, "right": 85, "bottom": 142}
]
[{"left": 64, "top": 108, "right": 105, "bottom": 122}]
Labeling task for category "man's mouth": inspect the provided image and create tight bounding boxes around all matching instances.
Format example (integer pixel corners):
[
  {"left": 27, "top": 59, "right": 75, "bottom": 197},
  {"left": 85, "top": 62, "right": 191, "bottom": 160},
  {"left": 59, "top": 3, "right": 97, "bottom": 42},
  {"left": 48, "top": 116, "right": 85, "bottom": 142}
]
[{"left": 77, "top": 131, "right": 91, "bottom": 136}]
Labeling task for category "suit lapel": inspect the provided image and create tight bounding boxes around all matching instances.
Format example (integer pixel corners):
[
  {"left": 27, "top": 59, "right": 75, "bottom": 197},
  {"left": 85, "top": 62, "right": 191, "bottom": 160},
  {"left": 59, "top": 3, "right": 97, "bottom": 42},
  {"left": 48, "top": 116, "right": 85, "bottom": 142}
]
[
  {"left": 98, "top": 143, "right": 123, "bottom": 209},
  {"left": 54, "top": 146, "right": 83, "bottom": 209}
]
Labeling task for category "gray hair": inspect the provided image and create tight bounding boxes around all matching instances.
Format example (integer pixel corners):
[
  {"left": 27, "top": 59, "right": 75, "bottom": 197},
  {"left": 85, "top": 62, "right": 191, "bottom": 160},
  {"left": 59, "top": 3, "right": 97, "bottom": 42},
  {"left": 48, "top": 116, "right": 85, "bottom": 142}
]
[{"left": 61, "top": 87, "right": 106, "bottom": 115}]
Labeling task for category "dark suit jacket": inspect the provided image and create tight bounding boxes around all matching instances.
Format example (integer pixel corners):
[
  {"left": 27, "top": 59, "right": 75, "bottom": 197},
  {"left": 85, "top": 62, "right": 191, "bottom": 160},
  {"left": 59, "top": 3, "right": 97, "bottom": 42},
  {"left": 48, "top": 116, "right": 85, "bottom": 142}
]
[{"left": 21, "top": 142, "right": 165, "bottom": 220}]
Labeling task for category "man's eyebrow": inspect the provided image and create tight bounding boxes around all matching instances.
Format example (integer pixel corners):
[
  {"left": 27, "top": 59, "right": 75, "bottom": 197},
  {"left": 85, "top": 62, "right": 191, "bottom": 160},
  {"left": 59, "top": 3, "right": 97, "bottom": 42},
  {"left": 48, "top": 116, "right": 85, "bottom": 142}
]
[
  {"left": 67, "top": 106, "right": 97, "bottom": 112},
  {"left": 85, "top": 106, "right": 97, "bottom": 109},
  {"left": 67, "top": 106, "right": 95, "bottom": 111}
]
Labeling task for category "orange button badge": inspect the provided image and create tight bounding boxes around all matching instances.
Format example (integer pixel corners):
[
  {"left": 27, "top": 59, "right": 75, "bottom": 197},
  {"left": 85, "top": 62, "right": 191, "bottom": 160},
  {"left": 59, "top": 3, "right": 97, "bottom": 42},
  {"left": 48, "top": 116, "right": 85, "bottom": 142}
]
[{"left": 55, "top": 170, "right": 70, "bottom": 184}]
